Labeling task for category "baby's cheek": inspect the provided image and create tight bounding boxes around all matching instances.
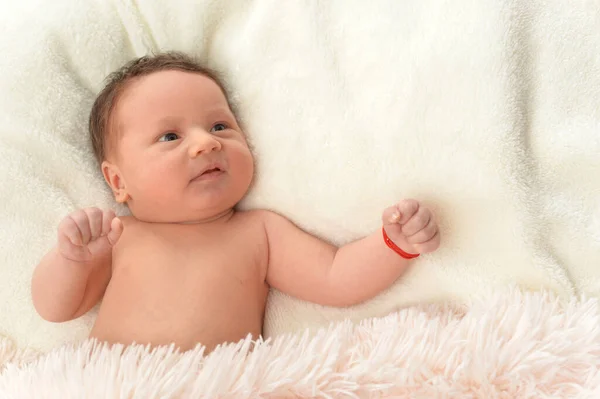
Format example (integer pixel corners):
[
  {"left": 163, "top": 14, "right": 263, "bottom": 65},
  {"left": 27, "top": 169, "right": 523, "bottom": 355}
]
[
  {"left": 237, "top": 159, "right": 255, "bottom": 190},
  {"left": 234, "top": 148, "right": 255, "bottom": 178},
  {"left": 138, "top": 162, "right": 175, "bottom": 193}
]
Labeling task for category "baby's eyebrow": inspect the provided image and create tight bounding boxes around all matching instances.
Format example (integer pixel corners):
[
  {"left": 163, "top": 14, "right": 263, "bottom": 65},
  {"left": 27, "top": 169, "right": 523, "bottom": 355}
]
[
  {"left": 204, "top": 105, "right": 234, "bottom": 117},
  {"left": 157, "top": 116, "right": 185, "bottom": 126}
]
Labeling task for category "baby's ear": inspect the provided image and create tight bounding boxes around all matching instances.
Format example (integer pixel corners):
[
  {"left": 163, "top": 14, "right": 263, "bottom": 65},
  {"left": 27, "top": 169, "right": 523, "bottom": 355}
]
[{"left": 101, "top": 161, "right": 129, "bottom": 203}]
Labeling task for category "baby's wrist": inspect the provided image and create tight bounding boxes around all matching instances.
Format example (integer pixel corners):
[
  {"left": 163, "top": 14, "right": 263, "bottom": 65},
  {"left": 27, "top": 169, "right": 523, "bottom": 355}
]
[
  {"left": 55, "top": 246, "right": 95, "bottom": 268},
  {"left": 381, "top": 227, "right": 419, "bottom": 260}
]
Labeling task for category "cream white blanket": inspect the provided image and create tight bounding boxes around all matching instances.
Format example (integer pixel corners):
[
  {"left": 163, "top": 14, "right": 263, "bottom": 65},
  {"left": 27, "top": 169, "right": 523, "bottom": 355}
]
[{"left": 0, "top": 0, "right": 599, "bottom": 387}]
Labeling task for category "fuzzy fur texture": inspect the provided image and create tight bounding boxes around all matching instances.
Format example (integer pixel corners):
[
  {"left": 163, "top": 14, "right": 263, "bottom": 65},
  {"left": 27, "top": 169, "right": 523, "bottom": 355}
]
[
  {"left": 0, "top": 0, "right": 599, "bottom": 394},
  {"left": 1, "top": 289, "right": 600, "bottom": 398}
]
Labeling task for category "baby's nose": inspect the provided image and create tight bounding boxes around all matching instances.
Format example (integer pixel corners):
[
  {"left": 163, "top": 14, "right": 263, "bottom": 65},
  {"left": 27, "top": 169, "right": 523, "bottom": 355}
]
[{"left": 188, "top": 131, "right": 222, "bottom": 157}]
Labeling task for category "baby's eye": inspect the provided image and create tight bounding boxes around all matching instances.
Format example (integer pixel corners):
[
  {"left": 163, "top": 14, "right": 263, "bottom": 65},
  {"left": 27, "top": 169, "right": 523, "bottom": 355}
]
[
  {"left": 158, "top": 132, "right": 180, "bottom": 142},
  {"left": 210, "top": 123, "right": 228, "bottom": 132}
]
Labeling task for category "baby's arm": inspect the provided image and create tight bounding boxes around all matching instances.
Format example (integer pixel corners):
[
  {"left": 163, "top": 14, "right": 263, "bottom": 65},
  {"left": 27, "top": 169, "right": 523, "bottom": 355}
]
[
  {"left": 263, "top": 199, "right": 440, "bottom": 307},
  {"left": 31, "top": 208, "right": 122, "bottom": 322}
]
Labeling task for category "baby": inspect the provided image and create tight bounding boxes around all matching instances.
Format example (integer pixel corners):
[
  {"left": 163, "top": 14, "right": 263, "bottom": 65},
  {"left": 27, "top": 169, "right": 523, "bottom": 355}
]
[{"left": 31, "top": 52, "right": 441, "bottom": 353}]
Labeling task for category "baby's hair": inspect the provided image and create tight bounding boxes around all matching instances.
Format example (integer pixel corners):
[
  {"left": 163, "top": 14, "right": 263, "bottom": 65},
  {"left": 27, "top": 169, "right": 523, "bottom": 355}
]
[{"left": 89, "top": 51, "right": 229, "bottom": 163}]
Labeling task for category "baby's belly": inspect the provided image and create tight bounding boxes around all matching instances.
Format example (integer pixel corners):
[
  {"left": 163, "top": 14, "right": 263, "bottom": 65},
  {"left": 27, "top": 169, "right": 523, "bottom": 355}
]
[{"left": 90, "top": 256, "right": 268, "bottom": 352}]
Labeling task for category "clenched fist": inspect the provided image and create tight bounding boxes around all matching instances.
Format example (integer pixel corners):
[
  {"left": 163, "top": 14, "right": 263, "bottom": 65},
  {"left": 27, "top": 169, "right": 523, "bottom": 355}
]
[
  {"left": 57, "top": 207, "right": 123, "bottom": 263},
  {"left": 382, "top": 199, "right": 440, "bottom": 256}
]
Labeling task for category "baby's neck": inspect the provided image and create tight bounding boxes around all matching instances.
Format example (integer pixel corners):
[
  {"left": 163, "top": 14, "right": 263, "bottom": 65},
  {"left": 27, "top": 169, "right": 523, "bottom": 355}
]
[
  {"left": 129, "top": 208, "right": 236, "bottom": 225},
  {"left": 179, "top": 208, "right": 235, "bottom": 225}
]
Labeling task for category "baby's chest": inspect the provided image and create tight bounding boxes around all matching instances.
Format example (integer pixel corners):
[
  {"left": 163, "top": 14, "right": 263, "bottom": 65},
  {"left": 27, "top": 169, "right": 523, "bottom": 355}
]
[
  {"left": 114, "top": 226, "right": 268, "bottom": 285},
  {"left": 100, "top": 242, "right": 268, "bottom": 338}
]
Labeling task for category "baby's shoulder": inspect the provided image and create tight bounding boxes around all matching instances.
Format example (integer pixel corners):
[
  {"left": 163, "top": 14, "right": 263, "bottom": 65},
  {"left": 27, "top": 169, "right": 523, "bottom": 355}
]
[
  {"left": 234, "top": 210, "right": 299, "bottom": 240},
  {"left": 234, "top": 209, "right": 283, "bottom": 226}
]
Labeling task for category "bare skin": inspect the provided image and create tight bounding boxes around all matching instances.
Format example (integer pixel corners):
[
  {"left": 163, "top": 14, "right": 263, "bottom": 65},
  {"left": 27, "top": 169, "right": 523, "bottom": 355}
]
[
  {"left": 91, "top": 212, "right": 268, "bottom": 352},
  {"left": 31, "top": 70, "right": 441, "bottom": 353}
]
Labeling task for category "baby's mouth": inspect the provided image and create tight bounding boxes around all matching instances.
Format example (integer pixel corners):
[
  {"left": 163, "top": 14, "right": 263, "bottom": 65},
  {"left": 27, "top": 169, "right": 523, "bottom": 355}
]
[
  {"left": 202, "top": 167, "right": 221, "bottom": 175},
  {"left": 191, "top": 166, "right": 225, "bottom": 182}
]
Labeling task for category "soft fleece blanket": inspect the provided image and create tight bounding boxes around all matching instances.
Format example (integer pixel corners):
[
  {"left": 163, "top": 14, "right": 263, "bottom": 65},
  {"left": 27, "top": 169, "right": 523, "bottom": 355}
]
[{"left": 0, "top": 0, "right": 599, "bottom": 396}]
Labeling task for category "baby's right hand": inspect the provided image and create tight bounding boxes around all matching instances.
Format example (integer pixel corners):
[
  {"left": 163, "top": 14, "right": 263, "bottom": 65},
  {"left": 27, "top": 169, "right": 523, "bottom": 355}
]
[{"left": 57, "top": 207, "right": 123, "bottom": 263}]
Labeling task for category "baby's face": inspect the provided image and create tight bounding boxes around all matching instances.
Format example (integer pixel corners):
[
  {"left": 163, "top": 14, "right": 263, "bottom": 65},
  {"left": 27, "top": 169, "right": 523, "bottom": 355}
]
[{"left": 103, "top": 70, "right": 254, "bottom": 223}]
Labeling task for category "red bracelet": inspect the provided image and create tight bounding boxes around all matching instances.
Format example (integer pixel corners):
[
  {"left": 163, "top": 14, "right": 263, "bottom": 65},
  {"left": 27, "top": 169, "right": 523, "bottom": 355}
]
[{"left": 382, "top": 227, "right": 420, "bottom": 259}]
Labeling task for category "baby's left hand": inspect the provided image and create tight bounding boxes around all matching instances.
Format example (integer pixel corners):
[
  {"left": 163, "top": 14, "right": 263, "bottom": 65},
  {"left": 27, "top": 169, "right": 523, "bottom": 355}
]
[{"left": 382, "top": 199, "right": 440, "bottom": 255}]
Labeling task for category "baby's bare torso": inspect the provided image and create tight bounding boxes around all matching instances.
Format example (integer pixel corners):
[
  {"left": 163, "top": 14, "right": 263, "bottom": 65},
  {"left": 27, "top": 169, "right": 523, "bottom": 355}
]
[{"left": 90, "top": 211, "right": 269, "bottom": 352}]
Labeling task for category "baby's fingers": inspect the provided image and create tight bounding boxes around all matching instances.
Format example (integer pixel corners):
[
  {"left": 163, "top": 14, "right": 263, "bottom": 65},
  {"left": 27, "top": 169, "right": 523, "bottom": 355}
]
[
  {"left": 411, "top": 230, "right": 441, "bottom": 254},
  {"left": 382, "top": 206, "right": 401, "bottom": 225},
  {"left": 406, "top": 216, "right": 438, "bottom": 244},
  {"left": 401, "top": 207, "right": 432, "bottom": 236},
  {"left": 57, "top": 217, "right": 91, "bottom": 261},
  {"left": 58, "top": 216, "right": 84, "bottom": 247},
  {"left": 68, "top": 209, "right": 92, "bottom": 245},
  {"left": 396, "top": 199, "right": 420, "bottom": 224},
  {"left": 107, "top": 217, "right": 123, "bottom": 246},
  {"left": 101, "top": 210, "right": 117, "bottom": 236},
  {"left": 382, "top": 199, "right": 420, "bottom": 225},
  {"left": 84, "top": 207, "right": 104, "bottom": 240}
]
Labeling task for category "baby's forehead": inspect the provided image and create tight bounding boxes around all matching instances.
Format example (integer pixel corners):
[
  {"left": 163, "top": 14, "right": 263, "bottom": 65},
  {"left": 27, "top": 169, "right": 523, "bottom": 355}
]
[
  {"left": 122, "top": 72, "right": 227, "bottom": 110},
  {"left": 110, "top": 71, "right": 231, "bottom": 129},
  {"left": 129, "top": 70, "right": 224, "bottom": 93}
]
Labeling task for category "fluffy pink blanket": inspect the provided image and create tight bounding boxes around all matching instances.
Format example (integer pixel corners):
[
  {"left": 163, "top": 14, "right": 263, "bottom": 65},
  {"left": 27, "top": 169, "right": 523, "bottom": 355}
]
[{"left": 1, "top": 288, "right": 598, "bottom": 398}]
